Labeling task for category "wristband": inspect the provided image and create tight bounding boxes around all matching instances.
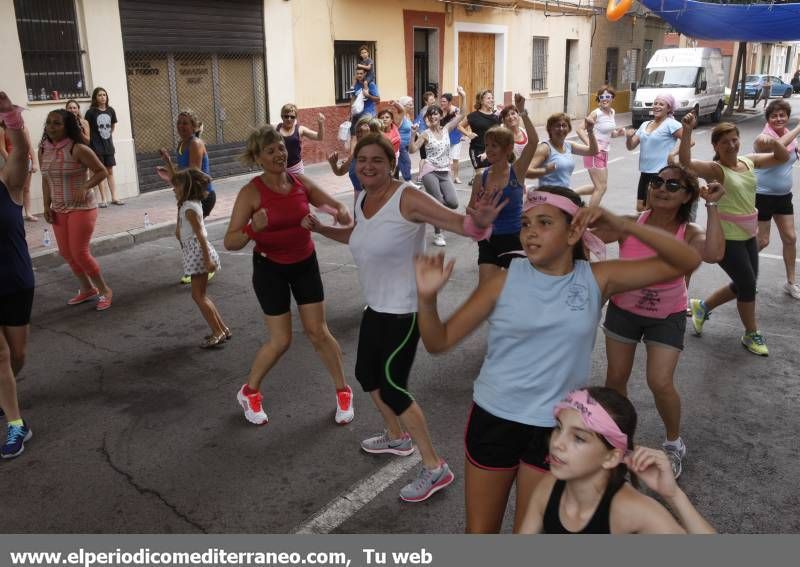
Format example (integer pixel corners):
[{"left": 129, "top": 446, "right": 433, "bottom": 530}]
[
  {"left": 705, "top": 202, "right": 719, "bottom": 208},
  {"left": 463, "top": 215, "right": 492, "bottom": 241},
  {"left": 0, "top": 106, "right": 25, "bottom": 130},
  {"left": 241, "top": 223, "right": 257, "bottom": 239}
]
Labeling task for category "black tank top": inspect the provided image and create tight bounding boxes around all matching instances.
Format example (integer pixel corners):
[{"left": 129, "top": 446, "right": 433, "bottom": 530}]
[
  {"left": 542, "top": 479, "right": 622, "bottom": 534},
  {"left": 282, "top": 124, "right": 302, "bottom": 167},
  {"left": 0, "top": 179, "right": 35, "bottom": 295}
]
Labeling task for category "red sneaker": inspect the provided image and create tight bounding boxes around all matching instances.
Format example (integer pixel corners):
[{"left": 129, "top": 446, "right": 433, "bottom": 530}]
[
  {"left": 237, "top": 385, "right": 268, "bottom": 425},
  {"left": 67, "top": 288, "right": 99, "bottom": 305}
]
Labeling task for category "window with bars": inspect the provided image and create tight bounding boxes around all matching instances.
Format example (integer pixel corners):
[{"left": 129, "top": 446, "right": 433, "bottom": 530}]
[
  {"left": 531, "top": 37, "right": 548, "bottom": 91},
  {"left": 642, "top": 39, "right": 654, "bottom": 78},
  {"left": 14, "top": 0, "right": 88, "bottom": 101},
  {"left": 605, "top": 48, "right": 619, "bottom": 88},
  {"left": 334, "top": 41, "right": 377, "bottom": 104}
]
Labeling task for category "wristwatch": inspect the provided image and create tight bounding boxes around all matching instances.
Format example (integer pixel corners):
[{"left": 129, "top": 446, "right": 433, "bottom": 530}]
[{"left": 705, "top": 202, "right": 719, "bottom": 207}]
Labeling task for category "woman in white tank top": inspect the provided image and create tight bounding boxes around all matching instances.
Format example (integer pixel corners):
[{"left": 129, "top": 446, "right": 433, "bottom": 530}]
[{"left": 303, "top": 132, "right": 505, "bottom": 503}]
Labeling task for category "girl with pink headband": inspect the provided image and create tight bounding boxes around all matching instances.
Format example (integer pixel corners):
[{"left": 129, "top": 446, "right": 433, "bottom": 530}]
[
  {"left": 625, "top": 94, "right": 683, "bottom": 212},
  {"left": 516, "top": 387, "right": 715, "bottom": 534},
  {"left": 414, "top": 186, "right": 700, "bottom": 533}
]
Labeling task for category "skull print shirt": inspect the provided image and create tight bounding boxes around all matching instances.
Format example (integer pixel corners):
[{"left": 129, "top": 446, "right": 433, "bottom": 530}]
[{"left": 85, "top": 106, "right": 117, "bottom": 156}]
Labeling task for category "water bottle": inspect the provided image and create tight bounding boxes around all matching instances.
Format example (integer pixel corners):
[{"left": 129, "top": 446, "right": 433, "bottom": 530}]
[
  {"left": 27, "top": 88, "right": 34, "bottom": 101},
  {"left": 39, "top": 88, "right": 47, "bottom": 101},
  {"left": 143, "top": 212, "right": 151, "bottom": 228},
  {"left": 42, "top": 227, "right": 52, "bottom": 247}
]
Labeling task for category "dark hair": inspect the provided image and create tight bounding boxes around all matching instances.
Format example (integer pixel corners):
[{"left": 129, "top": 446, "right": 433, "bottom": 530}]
[
  {"left": 422, "top": 90, "right": 436, "bottom": 103},
  {"left": 534, "top": 186, "right": 588, "bottom": 261},
  {"left": 41, "top": 109, "right": 85, "bottom": 149},
  {"left": 499, "top": 106, "right": 519, "bottom": 124},
  {"left": 90, "top": 87, "right": 109, "bottom": 108},
  {"left": 474, "top": 90, "right": 493, "bottom": 111},
  {"left": 546, "top": 113, "right": 572, "bottom": 137},
  {"left": 655, "top": 165, "right": 700, "bottom": 224},
  {"left": 441, "top": 93, "right": 453, "bottom": 102},
  {"left": 765, "top": 99, "right": 791, "bottom": 120},
  {"left": 583, "top": 387, "right": 638, "bottom": 492},
  {"left": 711, "top": 122, "right": 739, "bottom": 161},
  {"left": 354, "top": 132, "right": 397, "bottom": 171},
  {"left": 424, "top": 105, "right": 443, "bottom": 119},
  {"left": 595, "top": 84, "right": 616, "bottom": 101},
  {"left": 358, "top": 45, "right": 370, "bottom": 54},
  {"left": 173, "top": 167, "right": 211, "bottom": 206}
]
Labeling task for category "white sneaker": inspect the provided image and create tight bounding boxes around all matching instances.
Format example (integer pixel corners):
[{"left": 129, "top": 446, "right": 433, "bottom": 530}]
[
  {"left": 784, "top": 281, "right": 800, "bottom": 299},
  {"left": 432, "top": 233, "right": 446, "bottom": 247},
  {"left": 236, "top": 385, "right": 269, "bottom": 425},
  {"left": 335, "top": 385, "right": 354, "bottom": 425}
]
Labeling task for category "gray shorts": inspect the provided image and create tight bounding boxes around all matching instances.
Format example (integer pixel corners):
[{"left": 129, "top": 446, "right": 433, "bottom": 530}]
[{"left": 602, "top": 301, "right": 686, "bottom": 351}]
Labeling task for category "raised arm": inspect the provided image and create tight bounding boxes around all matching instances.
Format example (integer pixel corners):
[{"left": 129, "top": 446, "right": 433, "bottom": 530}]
[
  {"left": 327, "top": 151, "right": 351, "bottom": 176},
  {"left": 457, "top": 115, "right": 474, "bottom": 139},
  {"left": 403, "top": 181, "right": 505, "bottom": 238},
  {"left": 525, "top": 142, "right": 551, "bottom": 179},
  {"left": 444, "top": 87, "right": 468, "bottom": 134},
  {"left": 678, "top": 113, "right": 723, "bottom": 182},
  {"left": 0, "top": 93, "right": 30, "bottom": 191},
  {"left": 569, "top": 115, "right": 599, "bottom": 157},
  {"left": 391, "top": 101, "right": 405, "bottom": 127},
  {"left": 408, "top": 128, "right": 426, "bottom": 154},
  {"left": 688, "top": 181, "right": 726, "bottom": 263},
  {"left": 415, "top": 254, "right": 505, "bottom": 353},
  {"left": 301, "top": 113, "right": 325, "bottom": 141},
  {"left": 512, "top": 93, "right": 539, "bottom": 180},
  {"left": 748, "top": 135, "right": 790, "bottom": 169},
  {"left": 584, "top": 208, "right": 701, "bottom": 299}
]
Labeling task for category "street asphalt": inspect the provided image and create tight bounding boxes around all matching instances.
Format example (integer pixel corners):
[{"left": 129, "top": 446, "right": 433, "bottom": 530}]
[{"left": 5, "top": 101, "right": 800, "bottom": 534}]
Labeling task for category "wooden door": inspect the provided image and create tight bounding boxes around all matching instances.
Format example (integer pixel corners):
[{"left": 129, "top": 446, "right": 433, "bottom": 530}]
[{"left": 458, "top": 33, "right": 495, "bottom": 110}]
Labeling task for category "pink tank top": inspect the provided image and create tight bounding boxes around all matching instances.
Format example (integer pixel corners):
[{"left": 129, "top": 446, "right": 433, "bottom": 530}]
[{"left": 611, "top": 211, "right": 687, "bottom": 318}]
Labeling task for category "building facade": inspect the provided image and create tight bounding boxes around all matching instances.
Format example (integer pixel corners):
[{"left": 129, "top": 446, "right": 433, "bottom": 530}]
[{"left": 3, "top": 0, "right": 598, "bottom": 212}]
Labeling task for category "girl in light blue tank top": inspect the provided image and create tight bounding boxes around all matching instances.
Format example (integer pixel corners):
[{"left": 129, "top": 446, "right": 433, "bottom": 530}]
[
  {"left": 538, "top": 140, "right": 574, "bottom": 187},
  {"left": 413, "top": 186, "right": 702, "bottom": 533}
]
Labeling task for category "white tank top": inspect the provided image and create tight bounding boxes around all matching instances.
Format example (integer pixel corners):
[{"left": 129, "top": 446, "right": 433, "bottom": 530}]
[
  {"left": 592, "top": 108, "right": 616, "bottom": 151},
  {"left": 350, "top": 183, "right": 426, "bottom": 313},
  {"left": 424, "top": 129, "right": 452, "bottom": 171}
]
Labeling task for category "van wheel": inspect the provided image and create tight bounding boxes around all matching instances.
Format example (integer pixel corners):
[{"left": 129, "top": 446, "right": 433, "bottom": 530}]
[{"left": 712, "top": 102, "right": 722, "bottom": 123}]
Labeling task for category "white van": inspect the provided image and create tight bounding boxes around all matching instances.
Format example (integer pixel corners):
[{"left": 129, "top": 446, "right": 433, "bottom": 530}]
[{"left": 631, "top": 47, "right": 726, "bottom": 127}]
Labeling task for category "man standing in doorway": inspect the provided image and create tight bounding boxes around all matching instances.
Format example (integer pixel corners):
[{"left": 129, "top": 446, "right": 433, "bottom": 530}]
[{"left": 350, "top": 68, "right": 380, "bottom": 145}]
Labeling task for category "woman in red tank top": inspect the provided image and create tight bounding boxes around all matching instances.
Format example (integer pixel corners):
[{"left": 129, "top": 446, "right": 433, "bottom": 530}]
[{"left": 224, "top": 125, "right": 355, "bottom": 427}]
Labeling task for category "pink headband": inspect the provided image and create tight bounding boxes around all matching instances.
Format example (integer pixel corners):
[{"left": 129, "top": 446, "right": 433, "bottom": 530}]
[
  {"left": 654, "top": 94, "right": 676, "bottom": 115},
  {"left": 523, "top": 191, "right": 606, "bottom": 261},
  {"left": 553, "top": 390, "right": 628, "bottom": 453}
]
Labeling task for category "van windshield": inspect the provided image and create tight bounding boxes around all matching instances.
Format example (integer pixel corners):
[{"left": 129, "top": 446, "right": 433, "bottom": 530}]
[{"left": 640, "top": 67, "right": 698, "bottom": 88}]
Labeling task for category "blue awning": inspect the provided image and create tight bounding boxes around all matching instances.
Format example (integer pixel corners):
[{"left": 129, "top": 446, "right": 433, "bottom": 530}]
[{"left": 640, "top": 0, "right": 800, "bottom": 42}]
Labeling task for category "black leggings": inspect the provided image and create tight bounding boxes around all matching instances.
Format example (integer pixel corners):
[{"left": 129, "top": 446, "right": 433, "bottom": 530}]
[{"left": 718, "top": 237, "right": 759, "bottom": 302}]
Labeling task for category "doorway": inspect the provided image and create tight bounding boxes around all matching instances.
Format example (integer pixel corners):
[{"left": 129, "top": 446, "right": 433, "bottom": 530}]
[
  {"left": 563, "top": 39, "right": 579, "bottom": 115},
  {"left": 458, "top": 32, "right": 496, "bottom": 110},
  {"left": 414, "top": 28, "right": 440, "bottom": 115}
]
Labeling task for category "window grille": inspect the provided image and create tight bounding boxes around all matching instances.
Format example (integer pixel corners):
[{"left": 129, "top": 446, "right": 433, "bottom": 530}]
[
  {"left": 532, "top": 37, "right": 548, "bottom": 91},
  {"left": 14, "top": 0, "right": 88, "bottom": 101},
  {"left": 334, "top": 41, "right": 377, "bottom": 104}
]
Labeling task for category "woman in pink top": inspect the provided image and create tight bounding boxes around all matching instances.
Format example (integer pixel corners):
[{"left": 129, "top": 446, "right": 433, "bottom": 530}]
[
  {"left": 39, "top": 110, "right": 112, "bottom": 310},
  {"left": 593, "top": 165, "right": 726, "bottom": 480}
]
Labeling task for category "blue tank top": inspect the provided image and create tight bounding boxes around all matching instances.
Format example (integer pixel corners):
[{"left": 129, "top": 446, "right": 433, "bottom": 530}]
[
  {"left": 539, "top": 140, "right": 575, "bottom": 188},
  {"left": 473, "top": 258, "right": 602, "bottom": 426},
  {"left": 482, "top": 168, "right": 523, "bottom": 235},
  {"left": 398, "top": 117, "right": 412, "bottom": 147},
  {"left": 176, "top": 137, "right": 214, "bottom": 192},
  {"left": 756, "top": 150, "right": 796, "bottom": 196},
  {"left": 0, "top": 180, "right": 35, "bottom": 295}
]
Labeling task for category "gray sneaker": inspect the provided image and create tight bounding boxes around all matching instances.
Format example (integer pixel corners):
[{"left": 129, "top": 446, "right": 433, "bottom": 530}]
[
  {"left": 399, "top": 461, "right": 455, "bottom": 502},
  {"left": 663, "top": 443, "right": 687, "bottom": 479},
  {"left": 360, "top": 431, "right": 414, "bottom": 456}
]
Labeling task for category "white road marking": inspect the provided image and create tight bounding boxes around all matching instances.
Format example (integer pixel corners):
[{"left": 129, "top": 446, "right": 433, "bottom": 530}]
[{"left": 292, "top": 453, "right": 422, "bottom": 534}]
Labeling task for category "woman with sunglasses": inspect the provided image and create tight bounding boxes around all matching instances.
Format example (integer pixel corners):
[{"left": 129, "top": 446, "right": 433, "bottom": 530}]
[
  {"left": 625, "top": 95, "right": 683, "bottom": 211},
  {"left": 680, "top": 116, "right": 789, "bottom": 357},
  {"left": 277, "top": 103, "right": 325, "bottom": 176},
  {"left": 575, "top": 85, "right": 625, "bottom": 207},
  {"left": 594, "top": 165, "right": 725, "bottom": 479}
]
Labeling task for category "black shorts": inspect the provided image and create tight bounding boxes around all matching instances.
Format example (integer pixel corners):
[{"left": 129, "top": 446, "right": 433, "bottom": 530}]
[
  {"left": 419, "top": 144, "right": 427, "bottom": 161},
  {"left": 251, "top": 251, "right": 324, "bottom": 316},
  {"left": 756, "top": 193, "right": 793, "bottom": 221},
  {"left": 201, "top": 191, "right": 216, "bottom": 218},
  {"left": 355, "top": 307, "right": 420, "bottom": 415},
  {"left": 637, "top": 172, "right": 660, "bottom": 204},
  {"left": 469, "top": 146, "right": 491, "bottom": 169},
  {"left": 0, "top": 288, "right": 34, "bottom": 327},
  {"left": 603, "top": 301, "right": 686, "bottom": 351},
  {"left": 465, "top": 403, "right": 552, "bottom": 471},
  {"left": 477, "top": 232, "right": 523, "bottom": 268},
  {"left": 96, "top": 153, "right": 116, "bottom": 168}
]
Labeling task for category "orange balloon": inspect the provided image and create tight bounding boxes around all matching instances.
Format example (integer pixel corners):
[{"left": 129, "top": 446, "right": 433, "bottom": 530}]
[{"left": 606, "top": 0, "right": 633, "bottom": 21}]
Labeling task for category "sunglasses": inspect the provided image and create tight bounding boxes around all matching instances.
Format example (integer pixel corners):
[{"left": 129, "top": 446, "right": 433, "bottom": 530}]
[
  {"left": 598, "top": 94, "right": 613, "bottom": 101},
  {"left": 649, "top": 178, "right": 686, "bottom": 192},
  {"left": 282, "top": 115, "right": 297, "bottom": 120}
]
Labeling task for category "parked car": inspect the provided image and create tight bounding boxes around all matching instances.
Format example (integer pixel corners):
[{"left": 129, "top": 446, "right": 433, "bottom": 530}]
[{"left": 744, "top": 75, "right": 793, "bottom": 99}]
